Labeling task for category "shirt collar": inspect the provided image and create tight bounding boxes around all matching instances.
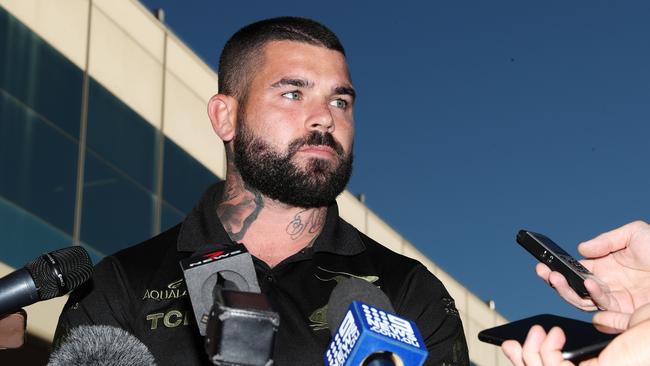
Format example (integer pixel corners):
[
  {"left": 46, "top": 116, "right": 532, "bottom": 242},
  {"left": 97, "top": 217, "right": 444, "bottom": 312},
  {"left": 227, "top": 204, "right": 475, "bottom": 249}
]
[{"left": 177, "top": 182, "right": 365, "bottom": 256}]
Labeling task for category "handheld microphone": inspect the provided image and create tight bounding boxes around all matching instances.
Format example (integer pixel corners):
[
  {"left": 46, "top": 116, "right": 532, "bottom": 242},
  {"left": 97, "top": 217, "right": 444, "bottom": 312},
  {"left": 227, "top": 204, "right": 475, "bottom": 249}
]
[
  {"left": 324, "top": 278, "right": 428, "bottom": 366},
  {"left": 0, "top": 246, "right": 93, "bottom": 316},
  {"left": 48, "top": 325, "right": 156, "bottom": 366},
  {"left": 179, "top": 244, "right": 260, "bottom": 336},
  {"left": 205, "top": 289, "right": 279, "bottom": 365}
]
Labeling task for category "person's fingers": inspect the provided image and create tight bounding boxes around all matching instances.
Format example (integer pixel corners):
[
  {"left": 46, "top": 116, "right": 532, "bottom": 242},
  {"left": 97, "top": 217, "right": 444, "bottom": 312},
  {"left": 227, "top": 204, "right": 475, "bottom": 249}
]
[
  {"left": 577, "top": 222, "right": 640, "bottom": 258},
  {"left": 537, "top": 263, "right": 552, "bottom": 283},
  {"left": 548, "top": 272, "right": 598, "bottom": 311},
  {"left": 579, "top": 358, "right": 600, "bottom": 366},
  {"left": 583, "top": 319, "right": 650, "bottom": 366},
  {"left": 540, "top": 327, "right": 567, "bottom": 366},
  {"left": 592, "top": 311, "right": 630, "bottom": 332},
  {"left": 578, "top": 258, "right": 595, "bottom": 272},
  {"left": 628, "top": 303, "right": 650, "bottom": 327},
  {"left": 584, "top": 277, "right": 616, "bottom": 312},
  {"left": 502, "top": 340, "right": 526, "bottom": 366},
  {"left": 522, "top": 325, "right": 546, "bottom": 366}
]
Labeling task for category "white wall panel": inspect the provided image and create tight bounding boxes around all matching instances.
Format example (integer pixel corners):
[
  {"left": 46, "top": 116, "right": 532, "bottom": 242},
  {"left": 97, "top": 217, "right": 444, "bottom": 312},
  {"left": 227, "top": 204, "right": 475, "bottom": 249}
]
[
  {"left": 88, "top": 6, "right": 163, "bottom": 128},
  {"left": 163, "top": 72, "right": 224, "bottom": 178},
  {"left": 496, "top": 349, "right": 510, "bottom": 366},
  {"left": 468, "top": 318, "right": 498, "bottom": 366},
  {"left": 0, "top": 0, "right": 89, "bottom": 69},
  {"left": 93, "top": 0, "right": 164, "bottom": 61},
  {"left": 468, "top": 293, "right": 497, "bottom": 328},
  {"left": 336, "top": 191, "right": 366, "bottom": 232},
  {"left": 401, "top": 240, "right": 438, "bottom": 274},
  {"left": 166, "top": 36, "right": 218, "bottom": 102},
  {"left": 366, "top": 211, "right": 403, "bottom": 253}
]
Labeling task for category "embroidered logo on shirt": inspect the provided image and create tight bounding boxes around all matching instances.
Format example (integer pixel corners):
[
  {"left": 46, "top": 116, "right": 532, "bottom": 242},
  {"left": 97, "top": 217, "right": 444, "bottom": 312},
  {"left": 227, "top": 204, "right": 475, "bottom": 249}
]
[
  {"left": 308, "top": 267, "right": 380, "bottom": 331},
  {"left": 442, "top": 297, "right": 460, "bottom": 317},
  {"left": 142, "top": 278, "right": 188, "bottom": 301},
  {"left": 145, "top": 308, "right": 193, "bottom": 330}
]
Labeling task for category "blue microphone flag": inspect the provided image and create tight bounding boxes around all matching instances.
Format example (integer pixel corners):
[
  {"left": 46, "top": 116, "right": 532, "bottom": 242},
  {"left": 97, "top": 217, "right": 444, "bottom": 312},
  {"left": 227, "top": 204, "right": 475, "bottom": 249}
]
[{"left": 324, "top": 301, "right": 428, "bottom": 366}]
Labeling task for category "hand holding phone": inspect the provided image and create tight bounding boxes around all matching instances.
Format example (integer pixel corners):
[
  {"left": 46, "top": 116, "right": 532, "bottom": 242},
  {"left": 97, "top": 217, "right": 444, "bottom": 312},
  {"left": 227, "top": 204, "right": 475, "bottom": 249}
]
[
  {"left": 516, "top": 230, "right": 601, "bottom": 299},
  {"left": 479, "top": 314, "right": 617, "bottom": 363}
]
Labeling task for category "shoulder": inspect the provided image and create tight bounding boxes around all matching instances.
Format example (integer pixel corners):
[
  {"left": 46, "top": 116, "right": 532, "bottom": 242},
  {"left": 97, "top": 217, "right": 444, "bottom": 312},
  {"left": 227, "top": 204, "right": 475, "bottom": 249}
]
[
  {"left": 83, "top": 224, "right": 183, "bottom": 302},
  {"left": 102, "top": 224, "right": 182, "bottom": 276},
  {"left": 111, "top": 224, "right": 182, "bottom": 264},
  {"left": 354, "top": 229, "right": 431, "bottom": 283},
  {"left": 347, "top": 226, "right": 457, "bottom": 315}
]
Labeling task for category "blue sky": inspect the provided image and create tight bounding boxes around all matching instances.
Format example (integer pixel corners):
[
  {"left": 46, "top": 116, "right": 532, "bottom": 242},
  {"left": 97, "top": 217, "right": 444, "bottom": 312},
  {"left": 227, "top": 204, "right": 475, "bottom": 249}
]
[{"left": 139, "top": 0, "right": 650, "bottom": 323}]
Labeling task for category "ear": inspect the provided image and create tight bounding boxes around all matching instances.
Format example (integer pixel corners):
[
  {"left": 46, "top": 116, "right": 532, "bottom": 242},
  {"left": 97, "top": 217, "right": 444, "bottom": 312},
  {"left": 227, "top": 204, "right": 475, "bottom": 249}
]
[{"left": 207, "top": 94, "right": 238, "bottom": 142}]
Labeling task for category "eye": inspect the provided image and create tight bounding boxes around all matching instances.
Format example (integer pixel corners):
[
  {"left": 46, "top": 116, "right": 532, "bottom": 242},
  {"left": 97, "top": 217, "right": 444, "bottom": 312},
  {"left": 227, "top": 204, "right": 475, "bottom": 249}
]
[
  {"left": 282, "top": 91, "right": 302, "bottom": 100},
  {"left": 330, "top": 99, "right": 348, "bottom": 109}
]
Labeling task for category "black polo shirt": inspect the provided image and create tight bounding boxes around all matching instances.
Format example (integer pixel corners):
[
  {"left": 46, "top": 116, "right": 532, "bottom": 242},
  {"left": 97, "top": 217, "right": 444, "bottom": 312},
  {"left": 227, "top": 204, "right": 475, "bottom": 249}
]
[{"left": 54, "top": 183, "right": 469, "bottom": 365}]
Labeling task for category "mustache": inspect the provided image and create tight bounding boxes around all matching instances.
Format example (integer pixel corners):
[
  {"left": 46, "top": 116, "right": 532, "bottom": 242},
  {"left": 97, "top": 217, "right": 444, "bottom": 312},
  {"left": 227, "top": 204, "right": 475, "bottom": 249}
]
[{"left": 288, "top": 132, "right": 345, "bottom": 157}]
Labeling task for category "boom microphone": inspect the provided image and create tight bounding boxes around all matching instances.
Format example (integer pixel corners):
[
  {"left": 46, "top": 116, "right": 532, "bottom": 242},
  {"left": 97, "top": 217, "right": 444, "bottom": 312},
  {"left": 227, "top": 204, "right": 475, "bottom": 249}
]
[
  {"left": 0, "top": 246, "right": 93, "bottom": 315},
  {"left": 48, "top": 325, "right": 156, "bottom": 366},
  {"left": 324, "top": 278, "right": 428, "bottom": 366}
]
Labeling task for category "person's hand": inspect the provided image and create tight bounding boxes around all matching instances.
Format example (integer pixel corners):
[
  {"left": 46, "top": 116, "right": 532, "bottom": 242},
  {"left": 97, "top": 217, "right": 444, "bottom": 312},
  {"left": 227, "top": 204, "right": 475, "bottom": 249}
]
[
  {"left": 536, "top": 221, "right": 650, "bottom": 324},
  {"left": 501, "top": 326, "right": 573, "bottom": 366},
  {"left": 0, "top": 309, "right": 26, "bottom": 349},
  {"left": 501, "top": 304, "right": 650, "bottom": 366},
  {"left": 581, "top": 303, "right": 650, "bottom": 366}
]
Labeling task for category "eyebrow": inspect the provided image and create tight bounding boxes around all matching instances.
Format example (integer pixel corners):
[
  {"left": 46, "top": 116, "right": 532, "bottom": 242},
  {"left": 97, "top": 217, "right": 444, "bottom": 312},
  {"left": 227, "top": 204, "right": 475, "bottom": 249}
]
[
  {"left": 271, "top": 78, "right": 313, "bottom": 88},
  {"left": 335, "top": 86, "right": 356, "bottom": 101},
  {"left": 270, "top": 77, "right": 356, "bottom": 101}
]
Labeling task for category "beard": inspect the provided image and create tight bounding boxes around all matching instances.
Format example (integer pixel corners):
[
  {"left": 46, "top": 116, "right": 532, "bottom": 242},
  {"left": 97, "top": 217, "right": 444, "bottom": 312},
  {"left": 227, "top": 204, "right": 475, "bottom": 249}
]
[{"left": 233, "top": 119, "right": 353, "bottom": 208}]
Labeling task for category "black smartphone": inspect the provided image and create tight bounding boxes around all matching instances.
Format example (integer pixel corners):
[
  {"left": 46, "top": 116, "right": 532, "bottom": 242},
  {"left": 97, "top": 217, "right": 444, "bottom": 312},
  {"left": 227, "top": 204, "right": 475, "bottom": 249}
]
[
  {"left": 516, "top": 230, "right": 593, "bottom": 298},
  {"left": 478, "top": 314, "right": 617, "bottom": 362}
]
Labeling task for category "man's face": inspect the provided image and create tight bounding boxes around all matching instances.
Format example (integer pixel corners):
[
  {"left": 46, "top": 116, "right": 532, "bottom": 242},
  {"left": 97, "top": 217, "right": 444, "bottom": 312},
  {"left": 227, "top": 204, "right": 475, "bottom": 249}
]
[{"left": 233, "top": 40, "right": 355, "bottom": 207}]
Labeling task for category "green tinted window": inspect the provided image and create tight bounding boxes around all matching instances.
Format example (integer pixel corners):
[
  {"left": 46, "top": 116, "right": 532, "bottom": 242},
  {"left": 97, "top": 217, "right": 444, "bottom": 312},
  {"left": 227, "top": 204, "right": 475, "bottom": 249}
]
[{"left": 0, "top": 7, "right": 83, "bottom": 138}]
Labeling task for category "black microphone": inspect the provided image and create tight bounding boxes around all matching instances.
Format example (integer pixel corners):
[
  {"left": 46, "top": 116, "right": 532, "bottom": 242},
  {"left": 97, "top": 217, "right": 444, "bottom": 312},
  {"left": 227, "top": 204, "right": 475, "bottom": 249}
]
[
  {"left": 48, "top": 325, "right": 156, "bottom": 366},
  {"left": 0, "top": 246, "right": 93, "bottom": 316},
  {"left": 180, "top": 244, "right": 279, "bottom": 365},
  {"left": 179, "top": 244, "right": 261, "bottom": 335},
  {"left": 324, "top": 278, "right": 428, "bottom": 366},
  {"left": 204, "top": 289, "right": 279, "bottom": 365}
]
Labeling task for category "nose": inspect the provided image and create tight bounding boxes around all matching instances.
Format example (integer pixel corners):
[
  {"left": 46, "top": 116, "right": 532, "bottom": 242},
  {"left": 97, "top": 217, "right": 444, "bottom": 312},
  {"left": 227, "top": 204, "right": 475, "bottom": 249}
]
[{"left": 305, "top": 102, "right": 334, "bottom": 133}]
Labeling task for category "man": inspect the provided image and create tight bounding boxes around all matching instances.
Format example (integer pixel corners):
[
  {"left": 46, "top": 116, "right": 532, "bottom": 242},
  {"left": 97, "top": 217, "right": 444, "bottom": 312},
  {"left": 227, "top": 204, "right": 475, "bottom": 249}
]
[
  {"left": 501, "top": 220, "right": 650, "bottom": 365},
  {"left": 54, "top": 17, "right": 468, "bottom": 365}
]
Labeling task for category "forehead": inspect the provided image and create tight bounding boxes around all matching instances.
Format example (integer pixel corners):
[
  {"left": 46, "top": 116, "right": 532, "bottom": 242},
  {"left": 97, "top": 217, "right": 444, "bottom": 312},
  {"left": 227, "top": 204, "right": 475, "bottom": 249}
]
[{"left": 252, "top": 40, "right": 351, "bottom": 87}]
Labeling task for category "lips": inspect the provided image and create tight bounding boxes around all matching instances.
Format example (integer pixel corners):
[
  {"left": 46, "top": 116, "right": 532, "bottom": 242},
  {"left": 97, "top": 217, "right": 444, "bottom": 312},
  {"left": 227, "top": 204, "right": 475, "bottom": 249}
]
[
  {"left": 298, "top": 144, "right": 337, "bottom": 156},
  {"left": 289, "top": 131, "right": 344, "bottom": 158}
]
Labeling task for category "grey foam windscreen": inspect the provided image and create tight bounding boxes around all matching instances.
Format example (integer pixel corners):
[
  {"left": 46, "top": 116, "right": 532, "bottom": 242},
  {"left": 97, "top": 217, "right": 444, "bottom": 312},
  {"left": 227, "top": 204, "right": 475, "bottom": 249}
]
[
  {"left": 48, "top": 325, "right": 156, "bottom": 366},
  {"left": 326, "top": 277, "right": 395, "bottom": 336}
]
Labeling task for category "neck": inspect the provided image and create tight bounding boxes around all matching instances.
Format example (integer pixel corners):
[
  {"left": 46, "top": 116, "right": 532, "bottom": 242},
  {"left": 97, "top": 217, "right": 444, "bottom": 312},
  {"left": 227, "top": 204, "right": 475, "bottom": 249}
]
[{"left": 216, "top": 165, "right": 327, "bottom": 267}]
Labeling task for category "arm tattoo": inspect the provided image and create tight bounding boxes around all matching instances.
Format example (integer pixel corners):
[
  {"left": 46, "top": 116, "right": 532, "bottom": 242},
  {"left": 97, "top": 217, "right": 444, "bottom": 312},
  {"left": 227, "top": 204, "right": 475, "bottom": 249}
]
[{"left": 286, "top": 209, "right": 326, "bottom": 240}]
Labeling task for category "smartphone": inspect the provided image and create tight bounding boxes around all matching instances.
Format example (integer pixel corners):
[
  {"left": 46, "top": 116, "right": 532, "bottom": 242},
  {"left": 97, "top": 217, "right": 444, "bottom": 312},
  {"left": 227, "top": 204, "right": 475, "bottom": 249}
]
[
  {"left": 478, "top": 314, "right": 617, "bottom": 362},
  {"left": 516, "top": 230, "right": 593, "bottom": 298}
]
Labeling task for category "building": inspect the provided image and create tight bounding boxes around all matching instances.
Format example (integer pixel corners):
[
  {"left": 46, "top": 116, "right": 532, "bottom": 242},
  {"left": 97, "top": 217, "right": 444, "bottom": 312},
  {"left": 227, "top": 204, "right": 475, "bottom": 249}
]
[{"left": 0, "top": 0, "right": 508, "bottom": 364}]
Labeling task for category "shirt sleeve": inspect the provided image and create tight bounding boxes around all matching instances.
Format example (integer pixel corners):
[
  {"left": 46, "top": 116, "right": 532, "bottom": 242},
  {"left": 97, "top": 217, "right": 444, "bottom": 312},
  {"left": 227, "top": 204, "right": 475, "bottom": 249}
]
[
  {"left": 52, "top": 256, "right": 136, "bottom": 348},
  {"left": 396, "top": 264, "right": 470, "bottom": 366}
]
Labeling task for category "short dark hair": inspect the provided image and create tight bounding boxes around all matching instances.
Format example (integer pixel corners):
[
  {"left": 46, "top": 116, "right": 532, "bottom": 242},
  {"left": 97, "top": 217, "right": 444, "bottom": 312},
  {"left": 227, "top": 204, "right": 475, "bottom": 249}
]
[{"left": 218, "top": 17, "right": 345, "bottom": 101}]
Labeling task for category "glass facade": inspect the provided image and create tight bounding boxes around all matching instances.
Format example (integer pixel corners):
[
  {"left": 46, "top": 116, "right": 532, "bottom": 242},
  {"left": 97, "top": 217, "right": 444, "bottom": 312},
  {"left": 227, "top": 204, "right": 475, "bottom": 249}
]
[{"left": 0, "top": 7, "right": 218, "bottom": 265}]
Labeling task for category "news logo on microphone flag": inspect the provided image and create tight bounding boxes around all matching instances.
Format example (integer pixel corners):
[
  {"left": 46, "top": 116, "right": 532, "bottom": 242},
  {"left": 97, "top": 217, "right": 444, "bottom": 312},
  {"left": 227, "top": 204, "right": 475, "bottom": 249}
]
[{"left": 324, "top": 301, "right": 428, "bottom": 366}]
